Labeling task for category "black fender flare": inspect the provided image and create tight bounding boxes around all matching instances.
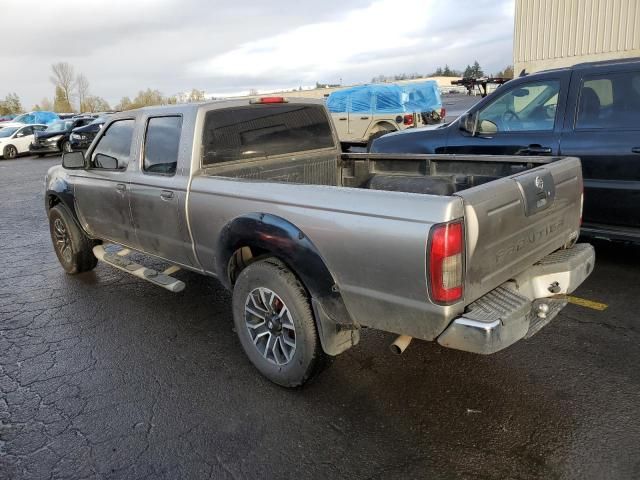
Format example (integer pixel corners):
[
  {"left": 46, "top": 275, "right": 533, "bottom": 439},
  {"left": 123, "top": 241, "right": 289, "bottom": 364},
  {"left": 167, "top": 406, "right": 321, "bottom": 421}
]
[
  {"left": 216, "top": 213, "right": 359, "bottom": 355},
  {"left": 46, "top": 176, "right": 77, "bottom": 217}
]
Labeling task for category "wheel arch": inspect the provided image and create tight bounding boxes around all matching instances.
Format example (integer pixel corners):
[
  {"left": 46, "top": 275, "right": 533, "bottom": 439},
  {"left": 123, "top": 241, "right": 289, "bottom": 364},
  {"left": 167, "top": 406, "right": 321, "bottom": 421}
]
[
  {"left": 46, "top": 175, "right": 78, "bottom": 219},
  {"left": 368, "top": 121, "right": 398, "bottom": 136},
  {"left": 217, "top": 213, "right": 360, "bottom": 355}
]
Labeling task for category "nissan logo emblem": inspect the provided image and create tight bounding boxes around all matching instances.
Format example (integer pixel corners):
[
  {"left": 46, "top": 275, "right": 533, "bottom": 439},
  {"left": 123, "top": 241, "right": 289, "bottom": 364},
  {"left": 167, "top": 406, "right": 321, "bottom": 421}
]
[{"left": 535, "top": 176, "right": 544, "bottom": 190}]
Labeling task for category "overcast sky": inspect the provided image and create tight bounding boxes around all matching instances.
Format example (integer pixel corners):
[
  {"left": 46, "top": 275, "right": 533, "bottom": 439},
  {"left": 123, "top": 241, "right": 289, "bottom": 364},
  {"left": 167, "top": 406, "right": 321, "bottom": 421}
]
[{"left": 1, "top": 0, "right": 515, "bottom": 110}]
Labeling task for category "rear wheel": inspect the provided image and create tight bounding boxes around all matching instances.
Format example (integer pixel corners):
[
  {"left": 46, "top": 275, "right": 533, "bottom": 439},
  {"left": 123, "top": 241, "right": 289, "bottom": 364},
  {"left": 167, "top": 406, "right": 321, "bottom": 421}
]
[
  {"left": 48, "top": 204, "right": 97, "bottom": 274},
  {"left": 3, "top": 145, "right": 17, "bottom": 159},
  {"left": 61, "top": 140, "right": 72, "bottom": 153},
  {"left": 232, "top": 258, "right": 329, "bottom": 387}
]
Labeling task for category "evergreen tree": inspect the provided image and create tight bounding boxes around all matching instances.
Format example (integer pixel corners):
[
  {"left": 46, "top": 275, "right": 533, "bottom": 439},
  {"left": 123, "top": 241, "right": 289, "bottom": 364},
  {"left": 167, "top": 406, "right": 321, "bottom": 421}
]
[{"left": 53, "top": 86, "right": 72, "bottom": 112}]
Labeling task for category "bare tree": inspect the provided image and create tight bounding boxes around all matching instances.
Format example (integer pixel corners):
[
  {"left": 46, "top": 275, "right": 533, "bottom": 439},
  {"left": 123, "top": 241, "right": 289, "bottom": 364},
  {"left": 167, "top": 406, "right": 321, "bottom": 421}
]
[
  {"left": 50, "top": 62, "right": 76, "bottom": 110},
  {"left": 40, "top": 97, "right": 53, "bottom": 111},
  {"left": 83, "top": 95, "right": 111, "bottom": 113},
  {"left": 188, "top": 88, "right": 205, "bottom": 103},
  {"left": 77, "top": 73, "right": 90, "bottom": 112}
]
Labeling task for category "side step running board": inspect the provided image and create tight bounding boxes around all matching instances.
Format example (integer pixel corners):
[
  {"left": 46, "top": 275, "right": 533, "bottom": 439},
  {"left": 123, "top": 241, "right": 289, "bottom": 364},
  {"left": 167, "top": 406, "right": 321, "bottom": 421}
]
[{"left": 93, "top": 245, "right": 185, "bottom": 293}]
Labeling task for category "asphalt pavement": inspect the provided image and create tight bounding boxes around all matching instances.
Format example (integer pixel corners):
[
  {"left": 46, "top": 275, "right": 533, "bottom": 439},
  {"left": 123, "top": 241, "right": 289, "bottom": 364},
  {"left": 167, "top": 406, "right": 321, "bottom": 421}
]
[{"left": 1, "top": 156, "right": 639, "bottom": 480}]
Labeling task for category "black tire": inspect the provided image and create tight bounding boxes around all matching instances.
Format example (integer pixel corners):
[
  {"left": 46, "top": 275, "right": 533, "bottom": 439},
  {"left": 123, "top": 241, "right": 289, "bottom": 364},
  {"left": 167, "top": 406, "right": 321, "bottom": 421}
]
[
  {"left": 3, "top": 145, "right": 18, "bottom": 159},
  {"left": 232, "top": 258, "right": 329, "bottom": 387},
  {"left": 48, "top": 204, "right": 98, "bottom": 274},
  {"left": 366, "top": 130, "right": 391, "bottom": 152},
  {"left": 60, "top": 140, "right": 72, "bottom": 153},
  {"left": 37, "top": 153, "right": 46, "bottom": 158}
]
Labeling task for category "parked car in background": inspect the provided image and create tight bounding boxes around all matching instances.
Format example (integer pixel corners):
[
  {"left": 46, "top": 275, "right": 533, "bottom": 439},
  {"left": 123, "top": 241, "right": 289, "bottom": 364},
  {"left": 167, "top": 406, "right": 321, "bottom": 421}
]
[
  {"left": 371, "top": 57, "right": 640, "bottom": 242},
  {"left": 0, "top": 114, "right": 17, "bottom": 123},
  {"left": 12, "top": 111, "right": 59, "bottom": 125},
  {"left": 327, "top": 81, "right": 443, "bottom": 149},
  {"left": 30, "top": 117, "right": 95, "bottom": 156},
  {"left": 0, "top": 124, "right": 47, "bottom": 159},
  {"left": 69, "top": 115, "right": 110, "bottom": 150}
]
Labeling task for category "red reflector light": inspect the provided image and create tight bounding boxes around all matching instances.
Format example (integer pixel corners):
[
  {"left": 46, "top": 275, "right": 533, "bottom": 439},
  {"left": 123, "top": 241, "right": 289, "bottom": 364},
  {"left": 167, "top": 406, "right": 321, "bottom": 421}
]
[
  {"left": 250, "top": 96, "right": 288, "bottom": 104},
  {"left": 428, "top": 221, "right": 464, "bottom": 304},
  {"left": 440, "top": 107, "right": 446, "bottom": 120},
  {"left": 403, "top": 114, "right": 414, "bottom": 125}
]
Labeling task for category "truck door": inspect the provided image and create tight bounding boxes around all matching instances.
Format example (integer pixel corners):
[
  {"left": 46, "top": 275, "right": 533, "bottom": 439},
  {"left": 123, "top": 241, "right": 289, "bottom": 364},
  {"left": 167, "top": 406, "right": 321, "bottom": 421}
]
[
  {"left": 73, "top": 119, "right": 137, "bottom": 246},
  {"left": 445, "top": 73, "right": 570, "bottom": 156},
  {"left": 348, "top": 89, "right": 373, "bottom": 143},
  {"left": 128, "top": 115, "right": 196, "bottom": 267},
  {"left": 559, "top": 66, "right": 640, "bottom": 232}
]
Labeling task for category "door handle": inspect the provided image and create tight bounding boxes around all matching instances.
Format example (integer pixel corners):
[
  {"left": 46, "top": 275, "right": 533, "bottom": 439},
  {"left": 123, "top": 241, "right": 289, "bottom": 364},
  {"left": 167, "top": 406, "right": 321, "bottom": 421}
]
[
  {"left": 115, "top": 183, "right": 126, "bottom": 192},
  {"left": 338, "top": 117, "right": 347, "bottom": 121},
  {"left": 632, "top": 147, "right": 640, "bottom": 154},
  {"left": 160, "top": 190, "right": 174, "bottom": 200},
  {"left": 360, "top": 116, "right": 370, "bottom": 120},
  {"left": 523, "top": 145, "right": 552, "bottom": 155}
]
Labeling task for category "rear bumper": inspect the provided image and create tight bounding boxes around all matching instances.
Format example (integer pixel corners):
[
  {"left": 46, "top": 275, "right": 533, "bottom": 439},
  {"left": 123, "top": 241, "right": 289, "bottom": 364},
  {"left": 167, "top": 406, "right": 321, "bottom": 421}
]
[{"left": 437, "top": 243, "right": 595, "bottom": 354}]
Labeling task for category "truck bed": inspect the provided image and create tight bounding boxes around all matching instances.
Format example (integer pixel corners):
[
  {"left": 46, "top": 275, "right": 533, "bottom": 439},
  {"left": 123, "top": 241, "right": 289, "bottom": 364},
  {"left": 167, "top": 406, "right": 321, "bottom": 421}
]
[{"left": 197, "top": 152, "right": 583, "bottom": 336}]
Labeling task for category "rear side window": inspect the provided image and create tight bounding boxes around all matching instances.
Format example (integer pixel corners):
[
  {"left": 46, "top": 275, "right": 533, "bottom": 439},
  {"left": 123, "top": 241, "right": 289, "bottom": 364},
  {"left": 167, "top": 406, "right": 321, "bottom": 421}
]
[
  {"left": 202, "top": 105, "right": 334, "bottom": 165},
  {"left": 576, "top": 71, "right": 640, "bottom": 130},
  {"left": 91, "top": 119, "right": 134, "bottom": 169},
  {"left": 144, "top": 116, "right": 182, "bottom": 175}
]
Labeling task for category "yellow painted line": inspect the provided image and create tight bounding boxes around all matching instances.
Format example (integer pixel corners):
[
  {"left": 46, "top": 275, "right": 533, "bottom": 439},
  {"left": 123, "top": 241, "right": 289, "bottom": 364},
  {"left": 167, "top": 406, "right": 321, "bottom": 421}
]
[{"left": 567, "top": 295, "right": 608, "bottom": 311}]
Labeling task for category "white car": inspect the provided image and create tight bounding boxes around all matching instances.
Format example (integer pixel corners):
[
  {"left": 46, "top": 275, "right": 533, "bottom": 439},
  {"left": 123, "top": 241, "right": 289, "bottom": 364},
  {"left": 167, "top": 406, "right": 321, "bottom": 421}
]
[{"left": 0, "top": 123, "right": 47, "bottom": 159}]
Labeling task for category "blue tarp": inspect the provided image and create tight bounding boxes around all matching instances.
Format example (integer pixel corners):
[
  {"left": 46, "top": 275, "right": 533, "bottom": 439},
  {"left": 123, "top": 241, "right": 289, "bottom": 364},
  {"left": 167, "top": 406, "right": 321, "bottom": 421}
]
[
  {"left": 13, "top": 111, "right": 59, "bottom": 125},
  {"left": 327, "top": 81, "right": 441, "bottom": 114}
]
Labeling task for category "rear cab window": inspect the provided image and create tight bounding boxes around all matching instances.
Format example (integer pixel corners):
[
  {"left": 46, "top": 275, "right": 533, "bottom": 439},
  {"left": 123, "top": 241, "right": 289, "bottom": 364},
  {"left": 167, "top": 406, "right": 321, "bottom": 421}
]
[{"left": 202, "top": 104, "right": 334, "bottom": 165}]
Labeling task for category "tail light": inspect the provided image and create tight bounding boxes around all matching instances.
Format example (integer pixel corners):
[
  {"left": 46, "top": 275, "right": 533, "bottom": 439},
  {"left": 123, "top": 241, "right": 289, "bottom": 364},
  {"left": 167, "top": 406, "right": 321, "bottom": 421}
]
[
  {"left": 440, "top": 108, "right": 446, "bottom": 120},
  {"left": 403, "top": 114, "right": 414, "bottom": 126},
  {"left": 250, "top": 96, "right": 288, "bottom": 104},
  {"left": 428, "top": 220, "right": 464, "bottom": 304}
]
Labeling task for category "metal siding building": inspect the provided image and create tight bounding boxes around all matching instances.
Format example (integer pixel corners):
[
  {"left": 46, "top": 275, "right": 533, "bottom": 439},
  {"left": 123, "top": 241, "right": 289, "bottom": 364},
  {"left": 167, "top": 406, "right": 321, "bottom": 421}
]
[{"left": 515, "top": 0, "right": 640, "bottom": 73}]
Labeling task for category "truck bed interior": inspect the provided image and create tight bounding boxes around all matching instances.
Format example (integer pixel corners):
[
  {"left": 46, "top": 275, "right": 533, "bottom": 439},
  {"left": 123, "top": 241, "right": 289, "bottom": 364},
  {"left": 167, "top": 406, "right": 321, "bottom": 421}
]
[{"left": 202, "top": 152, "right": 554, "bottom": 196}]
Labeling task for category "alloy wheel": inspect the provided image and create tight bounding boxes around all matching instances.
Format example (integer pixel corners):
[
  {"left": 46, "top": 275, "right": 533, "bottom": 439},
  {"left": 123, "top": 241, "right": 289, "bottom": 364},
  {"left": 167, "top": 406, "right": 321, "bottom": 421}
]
[
  {"left": 53, "top": 218, "right": 72, "bottom": 264},
  {"left": 244, "top": 287, "right": 296, "bottom": 366}
]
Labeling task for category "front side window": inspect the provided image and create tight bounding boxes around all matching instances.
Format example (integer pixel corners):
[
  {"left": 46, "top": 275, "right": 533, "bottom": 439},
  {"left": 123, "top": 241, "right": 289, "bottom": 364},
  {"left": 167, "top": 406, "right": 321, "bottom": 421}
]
[
  {"left": 477, "top": 80, "right": 560, "bottom": 133},
  {"left": 91, "top": 119, "right": 134, "bottom": 169},
  {"left": 202, "top": 105, "right": 334, "bottom": 165},
  {"left": 576, "top": 71, "right": 640, "bottom": 130},
  {"left": 18, "top": 126, "right": 33, "bottom": 136},
  {"left": 143, "top": 116, "right": 182, "bottom": 175}
]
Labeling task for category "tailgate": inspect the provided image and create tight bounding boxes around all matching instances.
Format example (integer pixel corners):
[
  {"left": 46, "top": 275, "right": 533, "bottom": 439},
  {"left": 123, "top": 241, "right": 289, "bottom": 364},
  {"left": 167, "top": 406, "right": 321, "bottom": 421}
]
[{"left": 456, "top": 157, "right": 583, "bottom": 304}]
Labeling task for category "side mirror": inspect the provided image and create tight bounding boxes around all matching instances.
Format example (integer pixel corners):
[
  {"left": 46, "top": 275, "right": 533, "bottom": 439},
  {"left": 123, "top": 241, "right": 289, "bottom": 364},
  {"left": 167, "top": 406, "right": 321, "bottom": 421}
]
[
  {"left": 94, "top": 153, "right": 119, "bottom": 169},
  {"left": 16, "top": 132, "right": 24, "bottom": 138},
  {"left": 459, "top": 112, "right": 479, "bottom": 136},
  {"left": 479, "top": 119, "right": 498, "bottom": 134},
  {"left": 62, "top": 151, "right": 85, "bottom": 169}
]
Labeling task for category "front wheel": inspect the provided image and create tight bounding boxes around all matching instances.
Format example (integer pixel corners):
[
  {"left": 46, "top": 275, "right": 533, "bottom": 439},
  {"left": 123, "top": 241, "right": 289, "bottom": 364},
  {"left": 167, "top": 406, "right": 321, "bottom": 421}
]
[
  {"left": 232, "top": 258, "right": 329, "bottom": 387},
  {"left": 61, "top": 140, "right": 72, "bottom": 153},
  {"left": 3, "top": 145, "right": 18, "bottom": 159},
  {"left": 48, "top": 204, "right": 97, "bottom": 274}
]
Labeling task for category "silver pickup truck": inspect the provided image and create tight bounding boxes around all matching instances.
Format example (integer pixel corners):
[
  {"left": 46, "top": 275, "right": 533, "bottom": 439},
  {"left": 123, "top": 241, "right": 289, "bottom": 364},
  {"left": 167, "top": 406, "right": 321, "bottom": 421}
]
[{"left": 45, "top": 97, "right": 594, "bottom": 387}]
